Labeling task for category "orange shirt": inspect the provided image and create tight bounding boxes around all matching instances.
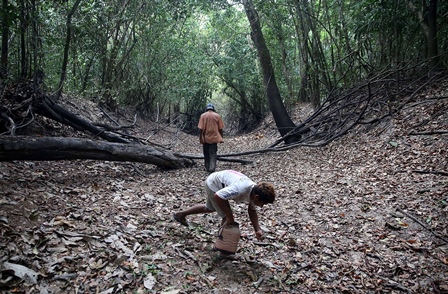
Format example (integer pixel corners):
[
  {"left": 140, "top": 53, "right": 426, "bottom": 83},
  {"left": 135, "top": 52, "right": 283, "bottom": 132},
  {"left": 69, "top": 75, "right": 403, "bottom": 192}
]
[{"left": 198, "top": 110, "right": 224, "bottom": 144}]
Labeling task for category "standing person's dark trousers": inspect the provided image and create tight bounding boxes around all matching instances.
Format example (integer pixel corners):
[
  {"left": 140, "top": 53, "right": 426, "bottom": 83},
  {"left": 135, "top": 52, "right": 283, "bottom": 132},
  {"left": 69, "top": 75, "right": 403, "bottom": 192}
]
[
  {"left": 203, "top": 143, "right": 218, "bottom": 172},
  {"left": 198, "top": 103, "right": 224, "bottom": 172}
]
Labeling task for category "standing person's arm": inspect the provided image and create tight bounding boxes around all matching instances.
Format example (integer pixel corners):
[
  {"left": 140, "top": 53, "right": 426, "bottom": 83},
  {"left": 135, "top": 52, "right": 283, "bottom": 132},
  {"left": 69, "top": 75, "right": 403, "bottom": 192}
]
[
  {"left": 198, "top": 114, "right": 205, "bottom": 144},
  {"left": 248, "top": 205, "right": 263, "bottom": 240},
  {"left": 218, "top": 115, "right": 224, "bottom": 142},
  {"left": 199, "top": 129, "right": 205, "bottom": 144}
]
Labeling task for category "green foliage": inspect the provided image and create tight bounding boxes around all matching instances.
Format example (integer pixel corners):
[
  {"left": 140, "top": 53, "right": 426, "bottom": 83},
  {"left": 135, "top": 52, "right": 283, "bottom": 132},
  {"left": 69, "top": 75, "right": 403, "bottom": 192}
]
[
  {"left": 203, "top": 6, "right": 268, "bottom": 132},
  {"left": 1, "top": 0, "right": 447, "bottom": 133},
  {"left": 352, "top": 0, "right": 420, "bottom": 66}
]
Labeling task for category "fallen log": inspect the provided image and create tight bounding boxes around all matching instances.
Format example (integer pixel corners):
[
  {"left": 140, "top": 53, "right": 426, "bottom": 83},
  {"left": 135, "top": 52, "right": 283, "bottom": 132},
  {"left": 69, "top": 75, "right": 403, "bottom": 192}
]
[
  {"left": 0, "top": 136, "right": 194, "bottom": 169},
  {"left": 175, "top": 153, "right": 253, "bottom": 165}
]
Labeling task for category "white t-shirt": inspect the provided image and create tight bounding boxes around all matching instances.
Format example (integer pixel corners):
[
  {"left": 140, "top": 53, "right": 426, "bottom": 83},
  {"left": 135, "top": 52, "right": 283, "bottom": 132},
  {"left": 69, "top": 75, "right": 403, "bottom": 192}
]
[{"left": 206, "top": 170, "right": 255, "bottom": 204}]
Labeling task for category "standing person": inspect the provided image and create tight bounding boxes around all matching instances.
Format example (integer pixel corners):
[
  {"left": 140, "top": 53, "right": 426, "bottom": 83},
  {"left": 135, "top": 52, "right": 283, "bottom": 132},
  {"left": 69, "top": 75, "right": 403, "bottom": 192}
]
[
  {"left": 198, "top": 103, "right": 224, "bottom": 172},
  {"left": 173, "top": 170, "right": 276, "bottom": 242}
]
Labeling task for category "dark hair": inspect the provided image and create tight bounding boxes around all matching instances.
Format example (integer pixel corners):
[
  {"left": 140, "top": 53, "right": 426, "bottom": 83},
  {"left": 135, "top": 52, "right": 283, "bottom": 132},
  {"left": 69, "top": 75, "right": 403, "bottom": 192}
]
[{"left": 253, "top": 182, "right": 275, "bottom": 203}]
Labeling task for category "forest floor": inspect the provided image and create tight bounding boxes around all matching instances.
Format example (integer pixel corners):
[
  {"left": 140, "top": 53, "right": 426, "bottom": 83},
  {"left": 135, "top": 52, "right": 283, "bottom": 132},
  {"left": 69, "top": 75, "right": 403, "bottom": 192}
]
[{"left": 1, "top": 79, "right": 448, "bottom": 293}]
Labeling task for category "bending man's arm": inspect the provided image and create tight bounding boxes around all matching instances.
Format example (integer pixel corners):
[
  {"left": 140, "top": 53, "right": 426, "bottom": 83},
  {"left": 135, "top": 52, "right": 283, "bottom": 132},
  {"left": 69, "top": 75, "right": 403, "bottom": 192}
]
[
  {"left": 248, "top": 205, "right": 263, "bottom": 241},
  {"left": 214, "top": 194, "right": 234, "bottom": 225}
]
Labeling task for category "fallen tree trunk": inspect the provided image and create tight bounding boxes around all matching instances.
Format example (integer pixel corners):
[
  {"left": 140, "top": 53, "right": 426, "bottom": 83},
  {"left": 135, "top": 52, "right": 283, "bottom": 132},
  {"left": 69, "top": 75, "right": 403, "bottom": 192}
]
[
  {"left": 0, "top": 136, "right": 194, "bottom": 169},
  {"left": 176, "top": 152, "right": 253, "bottom": 164}
]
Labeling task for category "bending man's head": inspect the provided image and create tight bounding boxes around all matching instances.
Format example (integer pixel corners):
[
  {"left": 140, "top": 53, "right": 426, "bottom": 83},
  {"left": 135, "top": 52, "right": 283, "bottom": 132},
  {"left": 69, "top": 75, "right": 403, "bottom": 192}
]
[{"left": 253, "top": 182, "right": 276, "bottom": 204}]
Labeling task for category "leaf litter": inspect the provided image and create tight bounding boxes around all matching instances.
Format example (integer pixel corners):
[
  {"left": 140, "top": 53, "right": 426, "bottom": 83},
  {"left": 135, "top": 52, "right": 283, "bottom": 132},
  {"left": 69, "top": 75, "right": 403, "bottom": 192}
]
[{"left": 1, "top": 85, "right": 448, "bottom": 293}]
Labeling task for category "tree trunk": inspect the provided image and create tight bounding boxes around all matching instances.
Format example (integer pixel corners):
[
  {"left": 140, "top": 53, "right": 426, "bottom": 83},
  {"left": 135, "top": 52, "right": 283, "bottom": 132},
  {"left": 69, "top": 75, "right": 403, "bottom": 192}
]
[
  {"left": 37, "top": 95, "right": 131, "bottom": 144},
  {"left": 427, "top": 0, "right": 440, "bottom": 70},
  {"left": 19, "top": 0, "right": 27, "bottom": 78},
  {"left": 1, "top": 0, "right": 8, "bottom": 78},
  {"left": 293, "top": 0, "right": 311, "bottom": 103},
  {"left": 242, "top": 0, "right": 298, "bottom": 144},
  {"left": 406, "top": 0, "right": 442, "bottom": 71},
  {"left": 0, "top": 136, "right": 194, "bottom": 169},
  {"left": 55, "top": 0, "right": 82, "bottom": 101}
]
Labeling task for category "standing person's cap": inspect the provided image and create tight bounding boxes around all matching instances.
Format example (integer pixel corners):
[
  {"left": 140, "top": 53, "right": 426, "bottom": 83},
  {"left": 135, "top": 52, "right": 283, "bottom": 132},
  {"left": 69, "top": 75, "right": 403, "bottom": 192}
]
[{"left": 205, "top": 103, "right": 215, "bottom": 111}]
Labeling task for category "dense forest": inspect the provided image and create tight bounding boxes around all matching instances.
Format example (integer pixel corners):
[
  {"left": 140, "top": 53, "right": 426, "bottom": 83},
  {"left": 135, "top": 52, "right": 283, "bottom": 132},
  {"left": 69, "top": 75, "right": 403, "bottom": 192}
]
[
  {"left": 1, "top": 1, "right": 448, "bottom": 293},
  {"left": 1, "top": 0, "right": 447, "bottom": 137}
]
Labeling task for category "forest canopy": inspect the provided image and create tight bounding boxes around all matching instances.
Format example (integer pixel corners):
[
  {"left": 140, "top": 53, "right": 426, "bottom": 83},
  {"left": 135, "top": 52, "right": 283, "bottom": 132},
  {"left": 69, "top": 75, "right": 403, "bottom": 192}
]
[{"left": 1, "top": 0, "right": 447, "bottom": 135}]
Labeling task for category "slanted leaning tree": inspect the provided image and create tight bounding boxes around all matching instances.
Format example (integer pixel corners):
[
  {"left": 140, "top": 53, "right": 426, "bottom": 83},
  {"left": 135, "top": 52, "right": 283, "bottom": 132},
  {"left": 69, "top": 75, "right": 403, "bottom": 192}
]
[{"left": 242, "top": 0, "right": 299, "bottom": 144}]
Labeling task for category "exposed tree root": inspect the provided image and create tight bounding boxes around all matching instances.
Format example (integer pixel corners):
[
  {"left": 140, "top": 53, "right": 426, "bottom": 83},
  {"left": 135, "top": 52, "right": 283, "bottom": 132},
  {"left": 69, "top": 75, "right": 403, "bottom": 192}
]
[{"left": 270, "top": 67, "right": 446, "bottom": 148}]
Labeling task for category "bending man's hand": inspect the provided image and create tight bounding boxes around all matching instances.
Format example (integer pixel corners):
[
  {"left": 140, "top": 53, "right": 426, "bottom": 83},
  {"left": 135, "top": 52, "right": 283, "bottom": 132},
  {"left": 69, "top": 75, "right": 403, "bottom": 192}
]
[
  {"left": 255, "top": 230, "right": 264, "bottom": 241},
  {"left": 225, "top": 217, "right": 235, "bottom": 226}
]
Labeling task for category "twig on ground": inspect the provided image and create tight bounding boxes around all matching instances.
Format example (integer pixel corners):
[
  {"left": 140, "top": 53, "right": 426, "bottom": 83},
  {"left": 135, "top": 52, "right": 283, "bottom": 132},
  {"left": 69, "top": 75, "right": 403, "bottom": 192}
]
[
  {"left": 409, "top": 130, "right": 448, "bottom": 136},
  {"left": 398, "top": 209, "right": 448, "bottom": 244},
  {"left": 253, "top": 277, "right": 264, "bottom": 288},
  {"left": 253, "top": 242, "right": 281, "bottom": 249},
  {"left": 384, "top": 282, "right": 410, "bottom": 293},
  {"left": 411, "top": 170, "right": 448, "bottom": 176}
]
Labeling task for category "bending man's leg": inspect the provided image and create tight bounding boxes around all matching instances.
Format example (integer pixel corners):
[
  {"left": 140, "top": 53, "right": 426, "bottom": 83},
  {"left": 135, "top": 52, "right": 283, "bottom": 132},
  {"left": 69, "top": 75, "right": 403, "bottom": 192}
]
[
  {"left": 175, "top": 204, "right": 214, "bottom": 220},
  {"left": 173, "top": 204, "right": 213, "bottom": 226},
  {"left": 174, "top": 184, "right": 219, "bottom": 225}
]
